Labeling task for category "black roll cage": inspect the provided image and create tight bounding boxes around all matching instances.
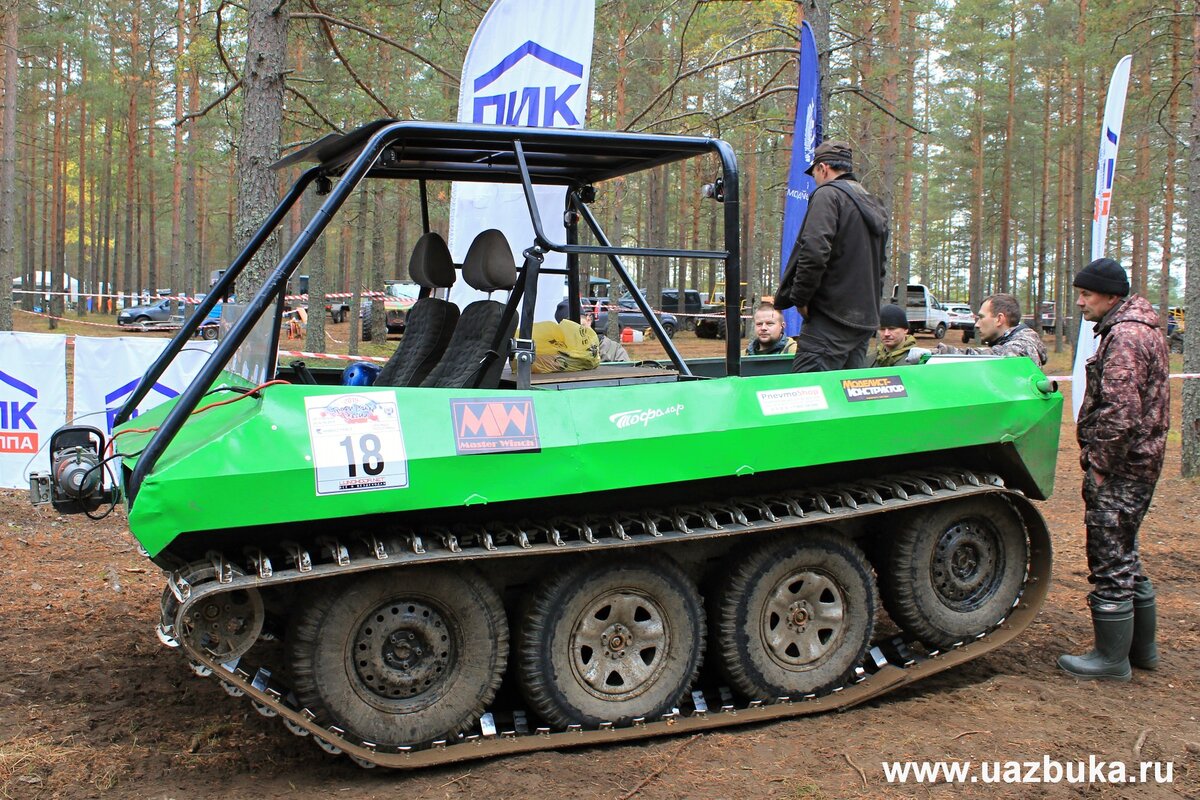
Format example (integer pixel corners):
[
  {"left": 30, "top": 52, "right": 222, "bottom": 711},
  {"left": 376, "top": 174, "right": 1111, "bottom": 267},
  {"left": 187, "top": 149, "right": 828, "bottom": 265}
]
[{"left": 116, "top": 120, "right": 742, "bottom": 505}]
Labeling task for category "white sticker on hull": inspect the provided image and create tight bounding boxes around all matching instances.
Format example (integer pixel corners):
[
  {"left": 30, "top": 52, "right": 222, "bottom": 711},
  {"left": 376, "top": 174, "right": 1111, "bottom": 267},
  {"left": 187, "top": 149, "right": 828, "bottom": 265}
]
[
  {"left": 756, "top": 386, "right": 828, "bottom": 416},
  {"left": 305, "top": 393, "right": 408, "bottom": 495}
]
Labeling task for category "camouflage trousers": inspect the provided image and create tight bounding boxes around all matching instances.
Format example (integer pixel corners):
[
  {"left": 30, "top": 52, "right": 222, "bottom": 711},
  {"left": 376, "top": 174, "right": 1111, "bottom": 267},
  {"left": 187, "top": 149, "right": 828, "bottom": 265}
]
[{"left": 1082, "top": 473, "right": 1156, "bottom": 602}]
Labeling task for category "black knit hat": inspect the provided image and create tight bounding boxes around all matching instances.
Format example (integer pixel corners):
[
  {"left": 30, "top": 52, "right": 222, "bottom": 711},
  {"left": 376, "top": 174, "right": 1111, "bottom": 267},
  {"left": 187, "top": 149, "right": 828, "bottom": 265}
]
[
  {"left": 879, "top": 303, "right": 909, "bottom": 330},
  {"left": 1073, "top": 258, "right": 1129, "bottom": 297}
]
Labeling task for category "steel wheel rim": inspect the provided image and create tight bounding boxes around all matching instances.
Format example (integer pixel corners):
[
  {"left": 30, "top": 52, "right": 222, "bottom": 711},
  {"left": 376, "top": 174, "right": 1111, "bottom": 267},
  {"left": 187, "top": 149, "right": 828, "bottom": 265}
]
[
  {"left": 351, "top": 599, "right": 455, "bottom": 704},
  {"left": 760, "top": 569, "right": 847, "bottom": 669},
  {"left": 930, "top": 519, "right": 1003, "bottom": 612},
  {"left": 569, "top": 589, "right": 669, "bottom": 701}
]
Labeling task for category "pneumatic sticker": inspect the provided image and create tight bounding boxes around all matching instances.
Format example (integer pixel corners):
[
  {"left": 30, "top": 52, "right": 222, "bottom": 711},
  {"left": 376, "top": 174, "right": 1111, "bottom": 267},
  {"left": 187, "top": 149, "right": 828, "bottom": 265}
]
[
  {"left": 841, "top": 375, "right": 908, "bottom": 402},
  {"left": 305, "top": 393, "right": 408, "bottom": 494},
  {"left": 757, "top": 386, "right": 828, "bottom": 415}
]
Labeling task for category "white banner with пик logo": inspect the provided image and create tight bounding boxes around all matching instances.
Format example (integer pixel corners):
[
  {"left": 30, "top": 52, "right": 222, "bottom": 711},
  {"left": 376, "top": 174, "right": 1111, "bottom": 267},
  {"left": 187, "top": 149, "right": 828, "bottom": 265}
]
[
  {"left": 72, "top": 336, "right": 217, "bottom": 436},
  {"left": 0, "top": 332, "right": 67, "bottom": 489},
  {"left": 448, "top": 0, "right": 595, "bottom": 322}
]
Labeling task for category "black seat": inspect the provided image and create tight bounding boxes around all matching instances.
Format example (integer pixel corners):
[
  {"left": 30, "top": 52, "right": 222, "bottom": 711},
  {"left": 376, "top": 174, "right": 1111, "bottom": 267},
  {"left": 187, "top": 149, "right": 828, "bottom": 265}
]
[
  {"left": 421, "top": 229, "right": 519, "bottom": 389},
  {"left": 375, "top": 233, "right": 460, "bottom": 387}
]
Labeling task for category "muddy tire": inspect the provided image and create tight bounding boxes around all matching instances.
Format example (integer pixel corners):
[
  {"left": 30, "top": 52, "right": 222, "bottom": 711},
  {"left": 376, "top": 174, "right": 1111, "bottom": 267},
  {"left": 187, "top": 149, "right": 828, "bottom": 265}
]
[
  {"left": 288, "top": 567, "right": 507, "bottom": 748},
  {"left": 517, "top": 554, "right": 704, "bottom": 729},
  {"left": 879, "top": 496, "right": 1028, "bottom": 648},
  {"left": 712, "top": 531, "right": 876, "bottom": 699}
]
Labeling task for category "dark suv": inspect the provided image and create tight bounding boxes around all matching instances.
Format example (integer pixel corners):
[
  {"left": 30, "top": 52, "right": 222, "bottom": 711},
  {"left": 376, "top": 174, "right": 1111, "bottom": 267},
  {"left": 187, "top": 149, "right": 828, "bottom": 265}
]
[{"left": 554, "top": 298, "right": 678, "bottom": 337}]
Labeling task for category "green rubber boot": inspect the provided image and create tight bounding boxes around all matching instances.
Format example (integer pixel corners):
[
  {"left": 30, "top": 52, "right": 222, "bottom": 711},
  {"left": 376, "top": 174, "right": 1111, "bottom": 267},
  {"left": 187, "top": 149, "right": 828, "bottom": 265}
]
[
  {"left": 1130, "top": 578, "right": 1159, "bottom": 670},
  {"left": 1057, "top": 594, "right": 1133, "bottom": 681}
]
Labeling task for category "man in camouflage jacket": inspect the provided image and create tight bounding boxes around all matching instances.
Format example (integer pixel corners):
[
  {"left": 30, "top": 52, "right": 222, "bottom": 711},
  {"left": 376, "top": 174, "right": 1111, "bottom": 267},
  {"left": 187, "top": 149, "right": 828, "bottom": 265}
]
[
  {"left": 934, "top": 293, "right": 1047, "bottom": 366},
  {"left": 1059, "top": 258, "right": 1168, "bottom": 682}
]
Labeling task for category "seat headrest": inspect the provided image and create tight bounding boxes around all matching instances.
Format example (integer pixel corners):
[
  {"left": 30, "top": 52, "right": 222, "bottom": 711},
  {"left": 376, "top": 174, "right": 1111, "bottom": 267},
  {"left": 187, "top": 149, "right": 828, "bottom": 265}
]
[
  {"left": 408, "top": 232, "right": 455, "bottom": 289},
  {"left": 462, "top": 229, "right": 517, "bottom": 292}
]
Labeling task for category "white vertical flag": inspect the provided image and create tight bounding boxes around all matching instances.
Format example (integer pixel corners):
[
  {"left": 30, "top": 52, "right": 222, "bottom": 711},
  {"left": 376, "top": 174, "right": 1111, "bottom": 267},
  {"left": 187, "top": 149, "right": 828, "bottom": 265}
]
[
  {"left": 1072, "top": 55, "right": 1132, "bottom": 420},
  {"left": 448, "top": 0, "right": 596, "bottom": 322}
]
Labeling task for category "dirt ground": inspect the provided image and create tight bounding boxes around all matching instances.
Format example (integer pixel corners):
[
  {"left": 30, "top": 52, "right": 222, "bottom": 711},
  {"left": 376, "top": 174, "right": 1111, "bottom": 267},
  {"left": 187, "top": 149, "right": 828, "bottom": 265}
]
[{"left": 1, "top": 325, "right": 1198, "bottom": 799}]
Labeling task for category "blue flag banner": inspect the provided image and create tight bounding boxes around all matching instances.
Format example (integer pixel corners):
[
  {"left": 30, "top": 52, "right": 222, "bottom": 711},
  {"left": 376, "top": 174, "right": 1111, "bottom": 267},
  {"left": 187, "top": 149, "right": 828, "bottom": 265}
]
[{"left": 779, "top": 21, "right": 821, "bottom": 337}]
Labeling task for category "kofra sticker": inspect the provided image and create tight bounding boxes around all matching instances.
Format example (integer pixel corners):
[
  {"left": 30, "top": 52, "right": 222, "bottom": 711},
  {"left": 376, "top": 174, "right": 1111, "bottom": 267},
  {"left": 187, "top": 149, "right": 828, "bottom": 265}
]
[{"left": 305, "top": 393, "right": 408, "bottom": 495}]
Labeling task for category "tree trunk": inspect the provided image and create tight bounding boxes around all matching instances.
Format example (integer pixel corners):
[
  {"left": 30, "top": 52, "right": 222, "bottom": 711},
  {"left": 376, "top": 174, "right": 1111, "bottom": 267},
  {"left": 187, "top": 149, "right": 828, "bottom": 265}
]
[
  {"left": 1035, "top": 77, "right": 1051, "bottom": 333},
  {"left": 370, "top": 184, "right": 386, "bottom": 343},
  {"left": 170, "top": 0, "right": 185, "bottom": 316},
  {"left": 146, "top": 103, "right": 159, "bottom": 296},
  {"left": 1182, "top": 1, "right": 1200, "bottom": 477},
  {"left": 997, "top": 8, "right": 1016, "bottom": 295},
  {"left": 968, "top": 67, "right": 984, "bottom": 314},
  {"left": 1161, "top": 0, "right": 1181, "bottom": 335},
  {"left": 303, "top": 185, "right": 327, "bottom": 351},
  {"left": 76, "top": 49, "right": 88, "bottom": 316},
  {"left": 234, "top": 0, "right": 288, "bottom": 298},
  {"left": 348, "top": 188, "right": 367, "bottom": 357},
  {"left": 0, "top": 5, "right": 17, "bottom": 330},
  {"left": 49, "top": 42, "right": 66, "bottom": 330},
  {"left": 123, "top": 5, "right": 139, "bottom": 310}
]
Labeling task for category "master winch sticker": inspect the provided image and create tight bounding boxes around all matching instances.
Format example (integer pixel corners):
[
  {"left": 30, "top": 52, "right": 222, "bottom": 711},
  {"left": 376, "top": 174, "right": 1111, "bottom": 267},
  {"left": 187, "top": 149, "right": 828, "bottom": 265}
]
[
  {"left": 450, "top": 397, "right": 540, "bottom": 454},
  {"left": 841, "top": 375, "right": 908, "bottom": 402},
  {"left": 305, "top": 393, "right": 408, "bottom": 495}
]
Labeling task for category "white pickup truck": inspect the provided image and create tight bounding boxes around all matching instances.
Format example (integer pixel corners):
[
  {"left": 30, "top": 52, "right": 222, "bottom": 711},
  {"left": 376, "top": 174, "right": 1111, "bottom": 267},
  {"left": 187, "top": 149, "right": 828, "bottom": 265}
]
[{"left": 890, "top": 283, "right": 950, "bottom": 339}]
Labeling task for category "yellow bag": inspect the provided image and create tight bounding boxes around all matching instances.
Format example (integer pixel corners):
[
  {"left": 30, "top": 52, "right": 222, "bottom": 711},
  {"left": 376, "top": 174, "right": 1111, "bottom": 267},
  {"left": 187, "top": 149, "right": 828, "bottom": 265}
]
[{"left": 531, "top": 319, "right": 601, "bottom": 373}]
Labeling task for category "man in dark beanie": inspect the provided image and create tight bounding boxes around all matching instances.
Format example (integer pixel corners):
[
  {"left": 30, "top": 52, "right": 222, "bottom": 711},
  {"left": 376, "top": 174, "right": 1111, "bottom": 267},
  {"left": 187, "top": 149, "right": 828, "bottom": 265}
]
[
  {"left": 774, "top": 140, "right": 890, "bottom": 372},
  {"left": 868, "top": 302, "right": 923, "bottom": 366},
  {"left": 1059, "top": 258, "right": 1168, "bottom": 681}
]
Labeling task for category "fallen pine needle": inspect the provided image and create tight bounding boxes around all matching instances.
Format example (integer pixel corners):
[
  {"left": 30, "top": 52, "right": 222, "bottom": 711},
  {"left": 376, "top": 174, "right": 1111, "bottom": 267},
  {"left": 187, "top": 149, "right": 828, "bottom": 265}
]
[
  {"left": 844, "top": 752, "right": 867, "bottom": 788},
  {"left": 953, "top": 730, "right": 992, "bottom": 740},
  {"left": 1134, "top": 728, "right": 1151, "bottom": 759},
  {"left": 617, "top": 734, "right": 701, "bottom": 800},
  {"left": 438, "top": 772, "right": 471, "bottom": 788}
]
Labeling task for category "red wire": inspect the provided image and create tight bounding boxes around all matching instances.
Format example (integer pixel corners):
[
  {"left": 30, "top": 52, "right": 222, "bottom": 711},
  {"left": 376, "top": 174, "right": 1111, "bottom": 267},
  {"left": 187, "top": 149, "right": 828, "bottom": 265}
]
[{"left": 108, "top": 379, "right": 292, "bottom": 456}]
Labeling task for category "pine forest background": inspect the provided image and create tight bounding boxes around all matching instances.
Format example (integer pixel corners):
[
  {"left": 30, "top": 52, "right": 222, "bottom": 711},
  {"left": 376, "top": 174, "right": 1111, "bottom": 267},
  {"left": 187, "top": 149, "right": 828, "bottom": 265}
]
[{"left": 0, "top": 0, "right": 1197, "bottom": 362}]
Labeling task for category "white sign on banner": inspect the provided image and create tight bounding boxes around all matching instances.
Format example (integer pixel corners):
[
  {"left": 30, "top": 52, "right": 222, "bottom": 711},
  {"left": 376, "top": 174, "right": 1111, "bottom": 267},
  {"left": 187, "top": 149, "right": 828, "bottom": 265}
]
[
  {"left": 72, "top": 336, "right": 218, "bottom": 435},
  {"left": 0, "top": 332, "right": 68, "bottom": 489},
  {"left": 304, "top": 393, "right": 408, "bottom": 495},
  {"left": 448, "top": 0, "right": 595, "bottom": 322}
]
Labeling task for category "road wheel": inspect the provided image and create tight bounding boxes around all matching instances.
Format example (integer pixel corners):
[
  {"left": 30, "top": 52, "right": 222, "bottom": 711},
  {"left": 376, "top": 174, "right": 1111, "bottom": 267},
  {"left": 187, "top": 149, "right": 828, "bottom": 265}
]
[
  {"left": 201, "top": 325, "right": 218, "bottom": 341},
  {"left": 517, "top": 554, "right": 704, "bottom": 729},
  {"left": 660, "top": 322, "right": 676, "bottom": 338},
  {"left": 879, "top": 496, "right": 1028, "bottom": 648},
  {"left": 288, "top": 567, "right": 507, "bottom": 748},
  {"left": 961, "top": 330, "right": 972, "bottom": 344},
  {"left": 330, "top": 308, "right": 345, "bottom": 324},
  {"left": 934, "top": 323, "right": 947, "bottom": 339},
  {"left": 361, "top": 325, "right": 372, "bottom": 342},
  {"left": 712, "top": 531, "right": 876, "bottom": 699},
  {"left": 134, "top": 315, "right": 151, "bottom": 324}
]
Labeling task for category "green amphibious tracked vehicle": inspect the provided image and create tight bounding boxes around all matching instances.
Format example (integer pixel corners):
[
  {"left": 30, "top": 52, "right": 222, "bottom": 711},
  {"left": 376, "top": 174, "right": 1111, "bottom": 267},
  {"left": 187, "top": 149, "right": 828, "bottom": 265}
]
[{"left": 31, "top": 121, "right": 1061, "bottom": 769}]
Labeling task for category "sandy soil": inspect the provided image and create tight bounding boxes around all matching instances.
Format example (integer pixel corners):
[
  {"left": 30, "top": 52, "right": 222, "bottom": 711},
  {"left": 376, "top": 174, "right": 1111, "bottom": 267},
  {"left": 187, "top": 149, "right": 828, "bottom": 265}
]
[{"left": 1, "top": 326, "right": 1198, "bottom": 799}]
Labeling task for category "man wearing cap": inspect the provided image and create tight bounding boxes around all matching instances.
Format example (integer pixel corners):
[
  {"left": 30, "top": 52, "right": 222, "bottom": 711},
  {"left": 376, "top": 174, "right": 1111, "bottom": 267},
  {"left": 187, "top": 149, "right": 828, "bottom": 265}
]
[
  {"left": 774, "top": 140, "right": 890, "bottom": 372},
  {"left": 868, "top": 303, "right": 924, "bottom": 366},
  {"left": 933, "top": 293, "right": 1048, "bottom": 366},
  {"left": 1059, "top": 258, "right": 1168, "bottom": 682}
]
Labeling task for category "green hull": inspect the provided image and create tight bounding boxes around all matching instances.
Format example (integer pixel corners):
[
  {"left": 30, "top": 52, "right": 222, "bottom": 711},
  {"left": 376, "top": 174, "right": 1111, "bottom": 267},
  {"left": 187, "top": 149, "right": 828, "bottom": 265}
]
[{"left": 120, "top": 358, "right": 1060, "bottom": 559}]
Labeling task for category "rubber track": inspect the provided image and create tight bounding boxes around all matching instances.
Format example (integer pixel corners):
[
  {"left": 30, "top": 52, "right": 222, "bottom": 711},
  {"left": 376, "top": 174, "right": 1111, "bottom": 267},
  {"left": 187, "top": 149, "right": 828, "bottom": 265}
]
[{"left": 160, "top": 469, "right": 1052, "bottom": 770}]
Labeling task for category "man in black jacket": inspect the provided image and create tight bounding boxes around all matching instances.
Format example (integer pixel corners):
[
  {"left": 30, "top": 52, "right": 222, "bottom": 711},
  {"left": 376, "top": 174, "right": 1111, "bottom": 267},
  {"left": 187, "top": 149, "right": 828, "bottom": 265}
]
[{"left": 774, "top": 140, "right": 890, "bottom": 372}]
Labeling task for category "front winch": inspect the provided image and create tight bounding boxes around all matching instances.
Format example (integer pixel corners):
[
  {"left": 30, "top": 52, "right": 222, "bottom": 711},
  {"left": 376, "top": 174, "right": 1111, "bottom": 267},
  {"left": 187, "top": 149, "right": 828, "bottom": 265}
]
[{"left": 29, "top": 426, "right": 113, "bottom": 514}]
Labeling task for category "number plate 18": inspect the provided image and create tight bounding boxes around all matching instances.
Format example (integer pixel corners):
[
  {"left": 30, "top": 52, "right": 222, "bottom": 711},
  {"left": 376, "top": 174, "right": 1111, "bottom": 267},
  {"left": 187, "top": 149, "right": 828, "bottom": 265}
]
[{"left": 304, "top": 393, "right": 409, "bottom": 495}]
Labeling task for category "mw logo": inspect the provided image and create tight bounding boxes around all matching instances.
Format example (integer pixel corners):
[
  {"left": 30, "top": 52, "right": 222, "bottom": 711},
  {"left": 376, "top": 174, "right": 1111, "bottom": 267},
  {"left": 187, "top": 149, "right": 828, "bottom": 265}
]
[{"left": 457, "top": 401, "right": 533, "bottom": 438}]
